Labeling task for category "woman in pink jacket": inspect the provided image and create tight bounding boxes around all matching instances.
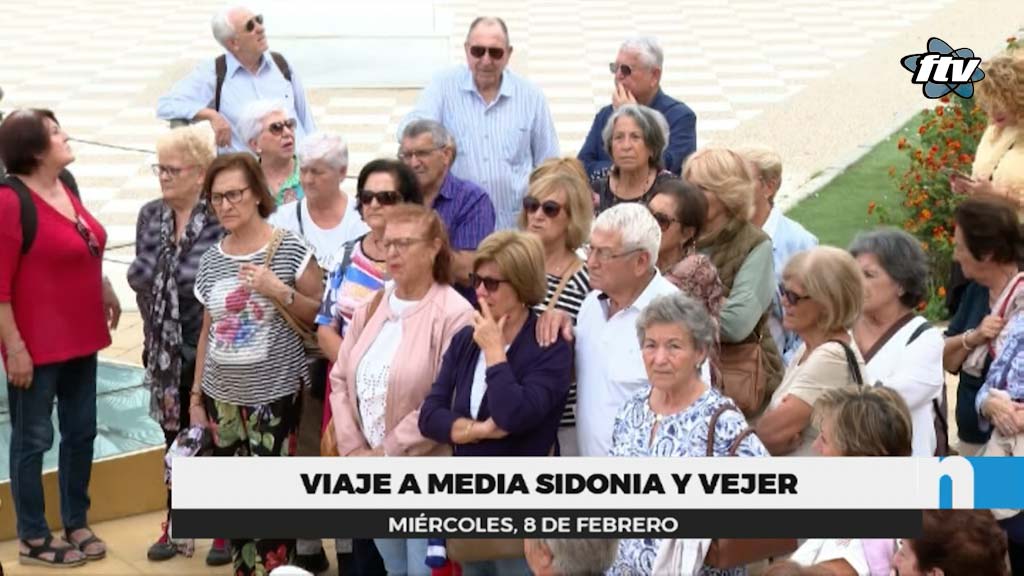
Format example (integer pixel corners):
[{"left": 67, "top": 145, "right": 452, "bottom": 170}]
[{"left": 329, "top": 204, "right": 474, "bottom": 576}]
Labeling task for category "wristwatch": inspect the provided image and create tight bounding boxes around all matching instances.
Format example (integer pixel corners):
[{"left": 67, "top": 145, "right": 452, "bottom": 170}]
[{"left": 284, "top": 288, "right": 296, "bottom": 306}]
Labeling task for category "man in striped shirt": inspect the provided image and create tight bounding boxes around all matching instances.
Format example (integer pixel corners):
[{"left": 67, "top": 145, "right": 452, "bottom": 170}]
[{"left": 401, "top": 16, "right": 560, "bottom": 230}]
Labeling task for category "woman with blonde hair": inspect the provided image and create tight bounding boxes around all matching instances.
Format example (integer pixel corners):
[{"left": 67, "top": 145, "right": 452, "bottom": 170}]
[
  {"left": 755, "top": 247, "right": 866, "bottom": 456},
  {"left": 685, "top": 148, "right": 782, "bottom": 416}
]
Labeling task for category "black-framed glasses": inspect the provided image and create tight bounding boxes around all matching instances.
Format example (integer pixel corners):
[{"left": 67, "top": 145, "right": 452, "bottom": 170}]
[
  {"left": 609, "top": 63, "right": 633, "bottom": 76},
  {"left": 469, "top": 45, "right": 506, "bottom": 60},
  {"left": 245, "top": 14, "right": 263, "bottom": 33},
  {"left": 397, "top": 147, "right": 442, "bottom": 162},
  {"left": 382, "top": 237, "right": 427, "bottom": 253},
  {"left": 779, "top": 285, "right": 812, "bottom": 306},
  {"left": 359, "top": 190, "right": 402, "bottom": 206},
  {"left": 151, "top": 164, "right": 195, "bottom": 179},
  {"left": 522, "top": 196, "right": 563, "bottom": 218},
  {"left": 470, "top": 273, "right": 510, "bottom": 292},
  {"left": 649, "top": 210, "right": 678, "bottom": 232},
  {"left": 267, "top": 118, "right": 296, "bottom": 136},
  {"left": 75, "top": 215, "right": 100, "bottom": 257},
  {"left": 210, "top": 187, "right": 248, "bottom": 207}
]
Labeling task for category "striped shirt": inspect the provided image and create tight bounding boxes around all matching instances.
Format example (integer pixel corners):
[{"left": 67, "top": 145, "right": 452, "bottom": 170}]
[
  {"left": 402, "top": 65, "right": 560, "bottom": 230},
  {"left": 194, "top": 231, "right": 313, "bottom": 405},
  {"left": 532, "top": 266, "right": 591, "bottom": 427},
  {"left": 315, "top": 237, "right": 388, "bottom": 336}
]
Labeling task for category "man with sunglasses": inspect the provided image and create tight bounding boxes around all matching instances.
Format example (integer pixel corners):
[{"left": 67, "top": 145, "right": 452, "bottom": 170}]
[
  {"left": 401, "top": 16, "right": 559, "bottom": 231},
  {"left": 577, "top": 37, "right": 696, "bottom": 179},
  {"left": 157, "top": 6, "right": 315, "bottom": 155}
]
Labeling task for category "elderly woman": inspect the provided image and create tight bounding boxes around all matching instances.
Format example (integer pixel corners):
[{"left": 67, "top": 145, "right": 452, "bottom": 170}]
[
  {"left": 240, "top": 99, "right": 302, "bottom": 205},
  {"left": 609, "top": 292, "right": 770, "bottom": 576},
  {"left": 686, "top": 148, "right": 782, "bottom": 416},
  {"left": 847, "top": 228, "right": 945, "bottom": 456},
  {"left": 787, "top": 386, "right": 912, "bottom": 576},
  {"left": 892, "top": 511, "right": 1009, "bottom": 576},
  {"left": 591, "top": 104, "right": 676, "bottom": 213},
  {"left": 0, "top": 109, "right": 121, "bottom": 567},
  {"left": 126, "top": 127, "right": 226, "bottom": 563},
  {"left": 191, "top": 153, "right": 323, "bottom": 576},
  {"left": 755, "top": 247, "right": 865, "bottom": 456},
  {"left": 330, "top": 204, "right": 474, "bottom": 576},
  {"left": 943, "top": 197, "right": 1024, "bottom": 455}
]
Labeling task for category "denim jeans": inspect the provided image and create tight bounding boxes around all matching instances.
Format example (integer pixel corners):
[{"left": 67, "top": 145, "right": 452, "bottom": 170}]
[
  {"left": 8, "top": 354, "right": 98, "bottom": 540},
  {"left": 374, "top": 538, "right": 430, "bottom": 575}
]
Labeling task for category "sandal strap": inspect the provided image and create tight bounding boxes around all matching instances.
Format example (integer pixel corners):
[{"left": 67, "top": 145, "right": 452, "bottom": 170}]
[
  {"left": 21, "top": 535, "right": 81, "bottom": 564},
  {"left": 66, "top": 528, "right": 104, "bottom": 550}
]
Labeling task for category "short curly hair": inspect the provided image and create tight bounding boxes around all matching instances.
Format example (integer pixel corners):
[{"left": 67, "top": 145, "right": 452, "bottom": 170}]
[
  {"left": 909, "top": 510, "right": 1009, "bottom": 576},
  {"left": 683, "top": 148, "right": 756, "bottom": 222},
  {"left": 975, "top": 53, "right": 1024, "bottom": 120}
]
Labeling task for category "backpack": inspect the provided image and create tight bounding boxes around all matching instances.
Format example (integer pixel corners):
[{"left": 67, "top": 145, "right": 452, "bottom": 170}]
[
  {"left": 906, "top": 322, "right": 950, "bottom": 457},
  {"left": 213, "top": 52, "right": 292, "bottom": 112},
  {"left": 3, "top": 169, "right": 81, "bottom": 254}
]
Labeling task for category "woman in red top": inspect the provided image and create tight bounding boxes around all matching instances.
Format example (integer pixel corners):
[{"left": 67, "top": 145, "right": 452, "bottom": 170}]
[{"left": 0, "top": 109, "right": 121, "bottom": 568}]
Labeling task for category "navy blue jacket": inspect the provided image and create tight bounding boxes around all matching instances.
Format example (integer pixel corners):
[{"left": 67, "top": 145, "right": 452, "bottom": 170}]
[
  {"left": 577, "top": 89, "right": 697, "bottom": 178},
  {"left": 418, "top": 312, "right": 572, "bottom": 456}
]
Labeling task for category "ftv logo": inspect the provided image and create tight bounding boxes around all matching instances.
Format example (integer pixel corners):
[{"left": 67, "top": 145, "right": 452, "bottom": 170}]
[{"left": 901, "top": 37, "right": 984, "bottom": 99}]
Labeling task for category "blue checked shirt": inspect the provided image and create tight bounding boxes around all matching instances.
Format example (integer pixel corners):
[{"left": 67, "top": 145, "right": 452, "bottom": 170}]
[
  {"left": 156, "top": 51, "right": 316, "bottom": 154},
  {"left": 401, "top": 66, "right": 560, "bottom": 230}
]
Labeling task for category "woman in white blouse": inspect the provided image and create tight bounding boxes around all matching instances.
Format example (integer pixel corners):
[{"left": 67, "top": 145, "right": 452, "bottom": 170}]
[{"left": 849, "top": 228, "right": 945, "bottom": 456}]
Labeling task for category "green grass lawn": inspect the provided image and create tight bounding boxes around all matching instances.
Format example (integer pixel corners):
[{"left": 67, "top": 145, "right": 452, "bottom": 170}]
[{"left": 787, "top": 119, "right": 915, "bottom": 248}]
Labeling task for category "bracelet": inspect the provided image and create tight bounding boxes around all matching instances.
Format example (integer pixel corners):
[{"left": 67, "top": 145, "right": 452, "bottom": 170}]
[
  {"left": 961, "top": 329, "right": 976, "bottom": 351},
  {"left": 463, "top": 421, "right": 474, "bottom": 441}
]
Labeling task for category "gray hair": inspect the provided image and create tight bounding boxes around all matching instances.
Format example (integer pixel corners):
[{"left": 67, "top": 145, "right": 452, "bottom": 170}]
[
  {"left": 400, "top": 119, "right": 456, "bottom": 161},
  {"left": 636, "top": 292, "right": 716, "bottom": 353},
  {"left": 602, "top": 105, "right": 669, "bottom": 171},
  {"left": 592, "top": 203, "right": 661, "bottom": 269},
  {"left": 298, "top": 132, "right": 349, "bottom": 171},
  {"left": 467, "top": 16, "right": 510, "bottom": 46},
  {"left": 848, "top": 228, "right": 930, "bottom": 309},
  {"left": 542, "top": 539, "right": 619, "bottom": 575},
  {"left": 620, "top": 36, "right": 664, "bottom": 69},
  {"left": 238, "top": 99, "right": 289, "bottom": 150},
  {"left": 211, "top": 5, "right": 245, "bottom": 47}
]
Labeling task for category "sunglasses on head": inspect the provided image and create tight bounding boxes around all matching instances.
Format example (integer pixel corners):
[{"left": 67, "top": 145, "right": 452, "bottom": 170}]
[
  {"left": 245, "top": 14, "right": 263, "bottom": 33},
  {"left": 779, "top": 285, "right": 812, "bottom": 306},
  {"left": 470, "top": 273, "right": 509, "bottom": 293},
  {"left": 523, "top": 196, "right": 562, "bottom": 218},
  {"left": 609, "top": 63, "right": 633, "bottom": 76},
  {"left": 649, "top": 210, "right": 677, "bottom": 232},
  {"left": 267, "top": 118, "right": 296, "bottom": 136},
  {"left": 469, "top": 45, "right": 506, "bottom": 60},
  {"left": 359, "top": 190, "right": 401, "bottom": 207}
]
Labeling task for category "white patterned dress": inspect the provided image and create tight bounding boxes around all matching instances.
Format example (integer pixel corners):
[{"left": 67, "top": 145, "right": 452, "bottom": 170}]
[{"left": 608, "top": 385, "right": 769, "bottom": 576}]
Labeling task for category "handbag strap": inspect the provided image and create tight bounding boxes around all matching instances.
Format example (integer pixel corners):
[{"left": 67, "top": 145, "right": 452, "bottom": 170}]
[
  {"left": 706, "top": 403, "right": 754, "bottom": 456},
  {"left": 262, "top": 229, "right": 315, "bottom": 343},
  {"left": 826, "top": 339, "right": 864, "bottom": 386},
  {"left": 544, "top": 259, "right": 583, "bottom": 313},
  {"left": 861, "top": 313, "right": 916, "bottom": 363}
]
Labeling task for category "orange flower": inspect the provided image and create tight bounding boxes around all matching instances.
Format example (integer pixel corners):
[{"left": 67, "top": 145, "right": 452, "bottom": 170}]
[
  {"left": 867, "top": 201, "right": 877, "bottom": 215},
  {"left": 888, "top": 166, "right": 897, "bottom": 177},
  {"left": 938, "top": 286, "right": 947, "bottom": 298},
  {"left": 918, "top": 125, "right": 928, "bottom": 135},
  {"left": 935, "top": 106, "right": 945, "bottom": 116},
  {"left": 920, "top": 208, "right": 933, "bottom": 220},
  {"left": 917, "top": 301, "right": 927, "bottom": 311},
  {"left": 940, "top": 96, "right": 951, "bottom": 104},
  {"left": 959, "top": 153, "right": 972, "bottom": 164}
]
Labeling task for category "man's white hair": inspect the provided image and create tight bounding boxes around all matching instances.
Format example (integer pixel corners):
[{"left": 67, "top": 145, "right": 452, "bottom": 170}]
[
  {"left": 238, "top": 99, "right": 289, "bottom": 149},
  {"left": 211, "top": 5, "right": 247, "bottom": 47},
  {"left": 543, "top": 539, "right": 619, "bottom": 575},
  {"left": 299, "top": 132, "right": 349, "bottom": 172},
  {"left": 620, "top": 36, "right": 663, "bottom": 69},
  {"left": 592, "top": 203, "right": 661, "bottom": 269}
]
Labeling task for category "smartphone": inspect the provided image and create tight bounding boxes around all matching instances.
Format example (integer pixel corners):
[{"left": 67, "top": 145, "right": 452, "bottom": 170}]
[{"left": 941, "top": 168, "right": 972, "bottom": 181}]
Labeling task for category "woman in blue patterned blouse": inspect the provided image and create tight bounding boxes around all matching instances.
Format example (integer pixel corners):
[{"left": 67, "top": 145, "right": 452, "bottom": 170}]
[{"left": 609, "top": 291, "right": 768, "bottom": 576}]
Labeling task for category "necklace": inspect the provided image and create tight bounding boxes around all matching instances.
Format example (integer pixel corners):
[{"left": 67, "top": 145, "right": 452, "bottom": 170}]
[
  {"left": 548, "top": 251, "right": 577, "bottom": 277},
  {"left": 614, "top": 167, "right": 655, "bottom": 200}
]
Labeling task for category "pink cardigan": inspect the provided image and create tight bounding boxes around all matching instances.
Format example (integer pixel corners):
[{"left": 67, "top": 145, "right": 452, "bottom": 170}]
[{"left": 330, "top": 283, "right": 474, "bottom": 457}]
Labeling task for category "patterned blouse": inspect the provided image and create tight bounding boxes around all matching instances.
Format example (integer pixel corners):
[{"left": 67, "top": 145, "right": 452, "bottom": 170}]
[
  {"left": 591, "top": 170, "right": 677, "bottom": 214},
  {"left": 609, "top": 385, "right": 769, "bottom": 576},
  {"left": 275, "top": 156, "right": 303, "bottom": 205}
]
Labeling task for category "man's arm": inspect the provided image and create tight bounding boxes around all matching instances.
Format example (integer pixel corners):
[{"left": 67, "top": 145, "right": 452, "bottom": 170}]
[
  {"left": 288, "top": 67, "right": 316, "bottom": 135},
  {"left": 530, "top": 91, "right": 560, "bottom": 167},
  {"left": 156, "top": 60, "right": 217, "bottom": 122},
  {"left": 577, "top": 108, "right": 612, "bottom": 178},
  {"left": 662, "top": 104, "right": 697, "bottom": 176}
]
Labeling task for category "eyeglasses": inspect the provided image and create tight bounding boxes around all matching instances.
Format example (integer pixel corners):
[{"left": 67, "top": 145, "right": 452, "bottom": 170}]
[
  {"left": 587, "top": 246, "right": 642, "bottom": 263},
  {"left": 609, "top": 63, "right": 633, "bottom": 76},
  {"left": 75, "top": 215, "right": 100, "bottom": 257},
  {"left": 650, "top": 210, "right": 678, "bottom": 232},
  {"left": 779, "top": 285, "right": 812, "bottom": 306},
  {"left": 267, "top": 118, "right": 296, "bottom": 136},
  {"left": 522, "top": 196, "right": 563, "bottom": 218},
  {"left": 244, "top": 14, "right": 263, "bottom": 33},
  {"left": 397, "top": 147, "right": 441, "bottom": 162},
  {"left": 382, "top": 237, "right": 427, "bottom": 253},
  {"left": 210, "top": 187, "right": 248, "bottom": 206},
  {"left": 470, "top": 273, "right": 510, "bottom": 293},
  {"left": 359, "top": 190, "right": 402, "bottom": 207},
  {"left": 151, "top": 164, "right": 194, "bottom": 179},
  {"left": 468, "top": 45, "right": 506, "bottom": 60}
]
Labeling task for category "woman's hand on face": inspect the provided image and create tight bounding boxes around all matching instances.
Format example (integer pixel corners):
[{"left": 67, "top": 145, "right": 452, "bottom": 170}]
[
  {"left": 239, "top": 263, "right": 286, "bottom": 300},
  {"left": 6, "top": 346, "right": 33, "bottom": 389},
  {"left": 473, "top": 300, "right": 507, "bottom": 357}
]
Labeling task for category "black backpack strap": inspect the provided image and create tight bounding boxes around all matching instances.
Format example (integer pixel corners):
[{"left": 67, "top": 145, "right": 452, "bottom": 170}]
[
  {"left": 214, "top": 55, "right": 227, "bottom": 112},
  {"left": 5, "top": 176, "right": 36, "bottom": 254},
  {"left": 270, "top": 52, "right": 292, "bottom": 81},
  {"left": 827, "top": 339, "right": 864, "bottom": 386},
  {"left": 295, "top": 200, "right": 304, "bottom": 236},
  {"left": 58, "top": 169, "right": 80, "bottom": 198}
]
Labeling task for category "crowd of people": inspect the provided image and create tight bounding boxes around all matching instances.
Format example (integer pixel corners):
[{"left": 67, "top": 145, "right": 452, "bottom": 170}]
[{"left": 1, "top": 4, "right": 1023, "bottom": 576}]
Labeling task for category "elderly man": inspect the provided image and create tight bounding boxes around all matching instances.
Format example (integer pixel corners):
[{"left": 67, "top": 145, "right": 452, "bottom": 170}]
[
  {"left": 743, "top": 146, "right": 818, "bottom": 364},
  {"left": 524, "top": 539, "right": 619, "bottom": 576},
  {"left": 401, "top": 17, "right": 560, "bottom": 230},
  {"left": 578, "top": 37, "right": 696, "bottom": 179},
  {"left": 399, "top": 119, "right": 495, "bottom": 290},
  {"left": 157, "top": 5, "right": 315, "bottom": 154}
]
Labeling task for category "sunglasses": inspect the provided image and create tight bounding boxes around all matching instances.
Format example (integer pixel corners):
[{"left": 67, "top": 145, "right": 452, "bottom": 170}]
[
  {"left": 470, "top": 273, "right": 509, "bottom": 293},
  {"left": 469, "top": 45, "right": 506, "bottom": 60},
  {"left": 359, "top": 190, "right": 402, "bottom": 206},
  {"left": 523, "top": 196, "right": 562, "bottom": 218},
  {"left": 650, "top": 211, "right": 678, "bottom": 232},
  {"left": 75, "top": 215, "right": 100, "bottom": 257},
  {"left": 780, "top": 285, "right": 812, "bottom": 306},
  {"left": 609, "top": 63, "right": 633, "bottom": 76},
  {"left": 267, "top": 118, "right": 296, "bottom": 136},
  {"left": 245, "top": 14, "right": 263, "bottom": 33}
]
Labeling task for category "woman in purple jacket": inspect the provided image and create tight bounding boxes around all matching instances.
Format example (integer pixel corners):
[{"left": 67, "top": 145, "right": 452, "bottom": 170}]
[{"left": 419, "top": 230, "right": 572, "bottom": 458}]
